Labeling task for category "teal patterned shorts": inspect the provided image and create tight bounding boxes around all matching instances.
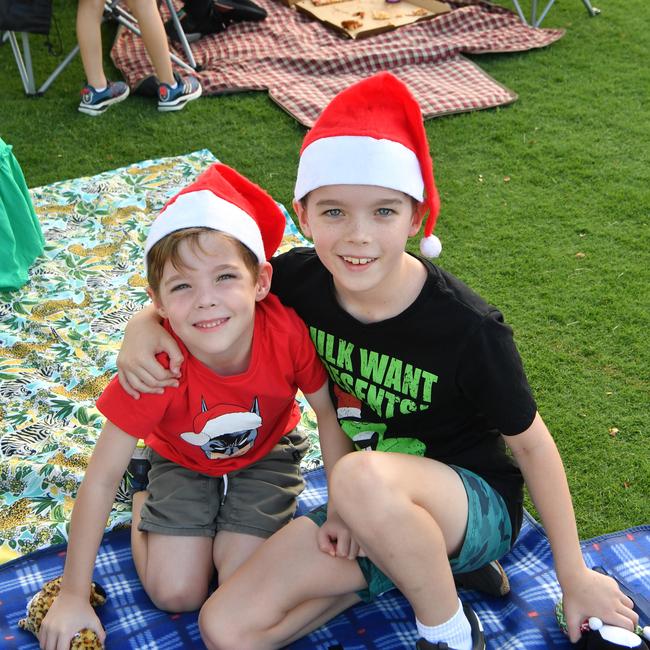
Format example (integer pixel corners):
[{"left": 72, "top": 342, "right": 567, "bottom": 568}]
[{"left": 306, "top": 465, "right": 513, "bottom": 602}]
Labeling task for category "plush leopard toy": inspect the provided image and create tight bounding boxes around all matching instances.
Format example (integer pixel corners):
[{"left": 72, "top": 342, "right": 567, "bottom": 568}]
[{"left": 18, "top": 576, "right": 107, "bottom": 649}]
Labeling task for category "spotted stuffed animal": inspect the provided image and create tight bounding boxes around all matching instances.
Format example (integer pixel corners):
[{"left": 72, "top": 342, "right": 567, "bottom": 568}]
[{"left": 18, "top": 576, "right": 106, "bottom": 649}]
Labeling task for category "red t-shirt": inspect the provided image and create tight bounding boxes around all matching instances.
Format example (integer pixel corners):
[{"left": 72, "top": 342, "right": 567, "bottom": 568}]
[{"left": 96, "top": 294, "right": 327, "bottom": 476}]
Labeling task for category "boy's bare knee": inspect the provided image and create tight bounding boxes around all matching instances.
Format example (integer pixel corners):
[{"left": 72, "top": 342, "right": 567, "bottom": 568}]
[
  {"left": 330, "top": 451, "right": 388, "bottom": 501},
  {"left": 199, "top": 602, "right": 251, "bottom": 650},
  {"left": 146, "top": 578, "right": 208, "bottom": 613},
  {"left": 331, "top": 452, "right": 412, "bottom": 533}
]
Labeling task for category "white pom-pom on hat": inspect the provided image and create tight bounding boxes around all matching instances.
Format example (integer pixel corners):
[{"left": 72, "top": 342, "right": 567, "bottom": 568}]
[{"left": 419, "top": 234, "right": 442, "bottom": 258}]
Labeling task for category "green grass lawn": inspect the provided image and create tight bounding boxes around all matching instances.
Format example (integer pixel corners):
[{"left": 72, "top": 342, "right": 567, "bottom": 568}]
[{"left": 1, "top": 0, "right": 648, "bottom": 538}]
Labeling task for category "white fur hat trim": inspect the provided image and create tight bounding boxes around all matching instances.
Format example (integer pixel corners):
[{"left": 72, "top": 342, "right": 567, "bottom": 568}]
[
  {"left": 295, "top": 136, "right": 424, "bottom": 202},
  {"left": 145, "top": 190, "right": 265, "bottom": 263}
]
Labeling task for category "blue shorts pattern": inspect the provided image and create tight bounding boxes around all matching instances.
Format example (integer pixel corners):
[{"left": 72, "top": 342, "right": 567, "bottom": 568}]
[{"left": 305, "top": 465, "right": 513, "bottom": 602}]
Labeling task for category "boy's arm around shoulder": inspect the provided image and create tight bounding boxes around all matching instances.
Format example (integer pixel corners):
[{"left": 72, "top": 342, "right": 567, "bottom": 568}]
[
  {"left": 38, "top": 421, "right": 137, "bottom": 649},
  {"left": 505, "top": 412, "right": 638, "bottom": 641},
  {"left": 117, "top": 303, "right": 182, "bottom": 399}
]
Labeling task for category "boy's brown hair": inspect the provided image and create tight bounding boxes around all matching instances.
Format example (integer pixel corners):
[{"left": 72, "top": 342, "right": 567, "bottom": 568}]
[{"left": 147, "top": 227, "right": 259, "bottom": 296}]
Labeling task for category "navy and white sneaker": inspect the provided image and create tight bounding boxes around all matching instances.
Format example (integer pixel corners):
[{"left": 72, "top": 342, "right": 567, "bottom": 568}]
[
  {"left": 78, "top": 80, "right": 129, "bottom": 116},
  {"left": 157, "top": 72, "right": 202, "bottom": 112},
  {"left": 415, "top": 603, "right": 486, "bottom": 650}
]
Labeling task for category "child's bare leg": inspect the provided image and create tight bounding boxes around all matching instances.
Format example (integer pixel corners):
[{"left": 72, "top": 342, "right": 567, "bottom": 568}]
[
  {"left": 212, "top": 530, "right": 265, "bottom": 585},
  {"left": 127, "top": 0, "right": 175, "bottom": 85},
  {"left": 330, "top": 451, "right": 469, "bottom": 627},
  {"left": 76, "top": 0, "right": 107, "bottom": 88},
  {"left": 130, "top": 490, "right": 149, "bottom": 584},
  {"left": 131, "top": 493, "right": 214, "bottom": 611},
  {"left": 199, "top": 517, "right": 366, "bottom": 650}
]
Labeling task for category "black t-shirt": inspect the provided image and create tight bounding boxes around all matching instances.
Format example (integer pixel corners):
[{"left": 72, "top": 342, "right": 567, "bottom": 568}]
[{"left": 271, "top": 247, "right": 537, "bottom": 538}]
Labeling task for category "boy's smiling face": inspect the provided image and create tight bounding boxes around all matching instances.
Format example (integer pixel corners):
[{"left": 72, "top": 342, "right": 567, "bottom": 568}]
[
  {"left": 295, "top": 185, "right": 425, "bottom": 316},
  {"left": 149, "top": 231, "right": 271, "bottom": 375}
]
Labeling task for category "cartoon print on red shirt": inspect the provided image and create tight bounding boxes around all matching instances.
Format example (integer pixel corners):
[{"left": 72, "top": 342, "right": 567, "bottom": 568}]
[{"left": 180, "top": 397, "right": 262, "bottom": 460}]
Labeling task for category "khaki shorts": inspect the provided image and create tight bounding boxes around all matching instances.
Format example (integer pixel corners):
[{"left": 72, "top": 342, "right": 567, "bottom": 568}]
[{"left": 138, "top": 429, "right": 308, "bottom": 539}]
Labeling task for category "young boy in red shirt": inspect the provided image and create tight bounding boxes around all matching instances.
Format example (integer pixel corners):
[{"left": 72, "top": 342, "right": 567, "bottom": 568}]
[{"left": 38, "top": 163, "right": 343, "bottom": 648}]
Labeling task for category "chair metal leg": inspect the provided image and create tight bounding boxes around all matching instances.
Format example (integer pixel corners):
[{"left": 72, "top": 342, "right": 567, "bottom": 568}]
[
  {"left": 582, "top": 0, "right": 600, "bottom": 17},
  {"left": 19, "top": 32, "right": 36, "bottom": 92},
  {"left": 38, "top": 44, "right": 81, "bottom": 94},
  {"left": 162, "top": 0, "right": 198, "bottom": 70},
  {"left": 511, "top": 0, "right": 600, "bottom": 27},
  {"left": 8, "top": 31, "right": 80, "bottom": 95},
  {"left": 8, "top": 32, "right": 36, "bottom": 94},
  {"left": 510, "top": 0, "right": 527, "bottom": 24},
  {"left": 534, "top": 0, "right": 556, "bottom": 26}
]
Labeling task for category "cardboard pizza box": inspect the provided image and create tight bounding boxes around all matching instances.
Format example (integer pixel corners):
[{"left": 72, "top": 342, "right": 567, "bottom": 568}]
[{"left": 282, "top": 0, "right": 451, "bottom": 39}]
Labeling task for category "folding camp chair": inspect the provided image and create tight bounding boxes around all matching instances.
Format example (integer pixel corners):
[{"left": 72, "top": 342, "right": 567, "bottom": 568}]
[
  {"left": 4, "top": 29, "right": 80, "bottom": 95},
  {"left": 5, "top": 0, "right": 196, "bottom": 96},
  {"left": 511, "top": 0, "right": 600, "bottom": 28}
]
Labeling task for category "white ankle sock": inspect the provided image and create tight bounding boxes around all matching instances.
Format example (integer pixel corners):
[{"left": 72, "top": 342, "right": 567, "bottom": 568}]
[{"left": 416, "top": 599, "right": 472, "bottom": 650}]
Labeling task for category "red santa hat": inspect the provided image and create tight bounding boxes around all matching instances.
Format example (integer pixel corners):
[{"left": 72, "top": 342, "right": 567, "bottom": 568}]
[
  {"left": 294, "top": 72, "right": 442, "bottom": 257},
  {"left": 145, "top": 162, "right": 285, "bottom": 264},
  {"left": 333, "top": 384, "right": 362, "bottom": 420}
]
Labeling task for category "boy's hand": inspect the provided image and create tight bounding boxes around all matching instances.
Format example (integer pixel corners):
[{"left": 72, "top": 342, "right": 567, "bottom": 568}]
[
  {"left": 317, "top": 512, "right": 364, "bottom": 560},
  {"left": 116, "top": 309, "right": 182, "bottom": 399},
  {"left": 38, "top": 591, "right": 105, "bottom": 650},
  {"left": 561, "top": 566, "right": 638, "bottom": 642}
]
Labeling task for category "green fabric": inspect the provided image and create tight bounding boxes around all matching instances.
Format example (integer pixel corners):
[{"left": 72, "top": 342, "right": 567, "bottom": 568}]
[{"left": 0, "top": 138, "right": 44, "bottom": 291}]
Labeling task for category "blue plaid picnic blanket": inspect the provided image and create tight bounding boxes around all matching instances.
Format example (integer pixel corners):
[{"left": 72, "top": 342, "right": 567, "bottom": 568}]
[{"left": 1, "top": 465, "right": 649, "bottom": 649}]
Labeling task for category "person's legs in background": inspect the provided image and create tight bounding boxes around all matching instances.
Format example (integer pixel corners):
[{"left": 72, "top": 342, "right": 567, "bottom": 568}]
[
  {"left": 77, "top": 0, "right": 130, "bottom": 115},
  {"left": 126, "top": 0, "right": 202, "bottom": 112},
  {"left": 77, "top": 0, "right": 110, "bottom": 89},
  {"left": 126, "top": 0, "right": 175, "bottom": 85},
  {"left": 76, "top": 0, "right": 201, "bottom": 115}
]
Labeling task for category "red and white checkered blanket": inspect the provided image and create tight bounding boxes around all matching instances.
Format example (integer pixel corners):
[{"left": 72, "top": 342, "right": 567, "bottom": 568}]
[{"left": 111, "top": 0, "right": 563, "bottom": 126}]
